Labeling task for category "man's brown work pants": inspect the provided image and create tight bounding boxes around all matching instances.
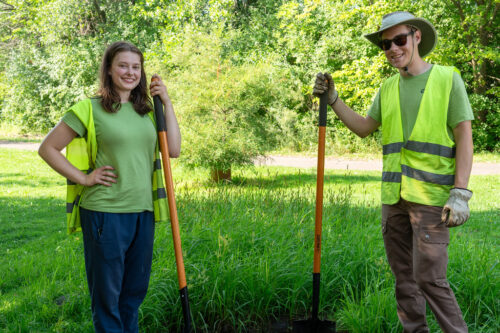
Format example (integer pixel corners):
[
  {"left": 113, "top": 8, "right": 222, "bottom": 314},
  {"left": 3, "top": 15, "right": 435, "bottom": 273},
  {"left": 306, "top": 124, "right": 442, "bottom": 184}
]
[{"left": 382, "top": 198, "right": 468, "bottom": 333}]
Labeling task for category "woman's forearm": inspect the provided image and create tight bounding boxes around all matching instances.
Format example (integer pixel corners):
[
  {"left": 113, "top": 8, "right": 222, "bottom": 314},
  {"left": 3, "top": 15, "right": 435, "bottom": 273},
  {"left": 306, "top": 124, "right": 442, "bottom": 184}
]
[{"left": 163, "top": 98, "right": 181, "bottom": 158}]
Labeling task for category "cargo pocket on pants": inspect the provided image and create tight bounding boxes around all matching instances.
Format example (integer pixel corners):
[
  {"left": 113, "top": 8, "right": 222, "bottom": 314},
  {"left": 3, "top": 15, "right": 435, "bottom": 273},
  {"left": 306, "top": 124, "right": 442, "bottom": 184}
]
[{"left": 420, "top": 227, "right": 450, "bottom": 244}]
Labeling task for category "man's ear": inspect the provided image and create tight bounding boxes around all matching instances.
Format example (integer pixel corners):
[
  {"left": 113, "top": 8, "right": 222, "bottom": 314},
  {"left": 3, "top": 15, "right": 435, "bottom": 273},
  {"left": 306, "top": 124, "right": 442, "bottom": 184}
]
[{"left": 414, "top": 29, "right": 422, "bottom": 45}]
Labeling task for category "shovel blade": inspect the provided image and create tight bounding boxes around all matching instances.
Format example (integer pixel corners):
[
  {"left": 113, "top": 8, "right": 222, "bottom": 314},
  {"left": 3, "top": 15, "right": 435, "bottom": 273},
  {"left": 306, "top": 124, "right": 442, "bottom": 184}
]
[{"left": 292, "top": 319, "right": 336, "bottom": 333}]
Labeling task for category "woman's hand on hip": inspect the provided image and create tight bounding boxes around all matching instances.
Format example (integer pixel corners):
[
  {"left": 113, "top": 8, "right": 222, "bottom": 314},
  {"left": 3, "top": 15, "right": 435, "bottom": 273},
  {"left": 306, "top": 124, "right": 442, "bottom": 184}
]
[{"left": 85, "top": 166, "right": 117, "bottom": 187}]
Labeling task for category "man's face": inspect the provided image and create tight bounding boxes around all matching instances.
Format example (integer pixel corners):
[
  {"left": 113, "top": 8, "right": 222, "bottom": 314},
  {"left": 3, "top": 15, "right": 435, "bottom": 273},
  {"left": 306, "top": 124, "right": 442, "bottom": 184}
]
[{"left": 380, "top": 25, "right": 420, "bottom": 69}]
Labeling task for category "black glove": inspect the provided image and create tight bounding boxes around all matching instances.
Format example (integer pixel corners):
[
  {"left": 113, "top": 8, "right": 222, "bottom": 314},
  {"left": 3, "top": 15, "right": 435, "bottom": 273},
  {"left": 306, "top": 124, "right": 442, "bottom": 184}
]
[{"left": 313, "top": 72, "right": 338, "bottom": 105}]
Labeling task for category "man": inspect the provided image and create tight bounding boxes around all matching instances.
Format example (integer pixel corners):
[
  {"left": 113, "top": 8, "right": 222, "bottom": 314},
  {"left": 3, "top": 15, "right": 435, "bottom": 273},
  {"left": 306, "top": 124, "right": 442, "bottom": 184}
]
[{"left": 313, "top": 11, "right": 473, "bottom": 332}]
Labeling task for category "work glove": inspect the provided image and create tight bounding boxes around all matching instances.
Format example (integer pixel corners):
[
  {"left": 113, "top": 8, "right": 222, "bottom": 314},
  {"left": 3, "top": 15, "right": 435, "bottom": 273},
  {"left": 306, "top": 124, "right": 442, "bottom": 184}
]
[
  {"left": 441, "top": 188, "right": 473, "bottom": 227},
  {"left": 313, "top": 72, "right": 338, "bottom": 105}
]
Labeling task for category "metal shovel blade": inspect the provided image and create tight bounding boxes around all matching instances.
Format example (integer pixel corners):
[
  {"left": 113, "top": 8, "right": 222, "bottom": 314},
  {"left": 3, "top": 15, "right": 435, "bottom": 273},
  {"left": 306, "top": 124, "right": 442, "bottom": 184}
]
[{"left": 292, "top": 318, "right": 336, "bottom": 333}]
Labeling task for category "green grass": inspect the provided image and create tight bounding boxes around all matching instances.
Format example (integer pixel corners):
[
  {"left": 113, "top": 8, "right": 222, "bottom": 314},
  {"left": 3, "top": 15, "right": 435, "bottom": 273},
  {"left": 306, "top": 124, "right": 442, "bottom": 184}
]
[{"left": 0, "top": 148, "right": 498, "bottom": 332}]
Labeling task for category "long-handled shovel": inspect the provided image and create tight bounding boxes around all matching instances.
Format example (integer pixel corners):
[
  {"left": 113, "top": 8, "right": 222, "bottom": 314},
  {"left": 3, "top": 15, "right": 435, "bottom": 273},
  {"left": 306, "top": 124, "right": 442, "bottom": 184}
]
[
  {"left": 292, "top": 91, "right": 336, "bottom": 333},
  {"left": 152, "top": 78, "right": 193, "bottom": 333}
]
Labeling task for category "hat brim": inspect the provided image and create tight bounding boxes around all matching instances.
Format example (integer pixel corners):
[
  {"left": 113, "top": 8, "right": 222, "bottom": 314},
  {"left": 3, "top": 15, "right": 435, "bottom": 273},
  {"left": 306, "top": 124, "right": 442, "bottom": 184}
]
[{"left": 364, "top": 18, "right": 437, "bottom": 58}]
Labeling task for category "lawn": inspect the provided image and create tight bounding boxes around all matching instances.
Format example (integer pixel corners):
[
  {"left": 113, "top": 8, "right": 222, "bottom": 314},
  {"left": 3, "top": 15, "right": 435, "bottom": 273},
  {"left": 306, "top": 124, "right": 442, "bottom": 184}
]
[{"left": 0, "top": 148, "right": 498, "bottom": 332}]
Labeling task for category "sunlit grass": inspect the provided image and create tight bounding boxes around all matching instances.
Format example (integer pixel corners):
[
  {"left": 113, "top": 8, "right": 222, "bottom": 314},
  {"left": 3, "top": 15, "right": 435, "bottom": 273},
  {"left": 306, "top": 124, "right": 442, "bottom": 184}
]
[{"left": 0, "top": 148, "right": 498, "bottom": 332}]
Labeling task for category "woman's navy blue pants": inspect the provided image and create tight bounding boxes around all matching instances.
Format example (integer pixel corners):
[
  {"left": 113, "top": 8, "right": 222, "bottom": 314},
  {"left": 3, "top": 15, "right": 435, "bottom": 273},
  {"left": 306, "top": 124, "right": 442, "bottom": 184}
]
[{"left": 80, "top": 207, "right": 155, "bottom": 333}]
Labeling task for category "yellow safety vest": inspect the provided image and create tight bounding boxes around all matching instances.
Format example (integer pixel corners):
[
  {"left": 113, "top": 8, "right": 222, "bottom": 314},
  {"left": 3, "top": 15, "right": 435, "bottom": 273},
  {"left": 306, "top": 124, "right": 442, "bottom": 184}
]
[
  {"left": 381, "top": 65, "right": 457, "bottom": 206},
  {"left": 65, "top": 98, "right": 168, "bottom": 234}
]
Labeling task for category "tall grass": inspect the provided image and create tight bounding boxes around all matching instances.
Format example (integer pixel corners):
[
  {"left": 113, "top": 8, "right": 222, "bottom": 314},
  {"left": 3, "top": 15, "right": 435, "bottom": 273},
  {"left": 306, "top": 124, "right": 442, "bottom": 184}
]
[{"left": 0, "top": 148, "right": 498, "bottom": 332}]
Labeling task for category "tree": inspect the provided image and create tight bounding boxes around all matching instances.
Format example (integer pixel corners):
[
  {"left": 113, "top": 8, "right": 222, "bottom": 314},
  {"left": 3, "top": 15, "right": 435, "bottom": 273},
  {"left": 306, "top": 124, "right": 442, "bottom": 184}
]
[
  {"left": 0, "top": 0, "right": 497, "bottom": 152},
  {"left": 164, "top": 30, "right": 296, "bottom": 180},
  {"left": 0, "top": 0, "right": 162, "bottom": 132},
  {"left": 437, "top": 0, "right": 499, "bottom": 151}
]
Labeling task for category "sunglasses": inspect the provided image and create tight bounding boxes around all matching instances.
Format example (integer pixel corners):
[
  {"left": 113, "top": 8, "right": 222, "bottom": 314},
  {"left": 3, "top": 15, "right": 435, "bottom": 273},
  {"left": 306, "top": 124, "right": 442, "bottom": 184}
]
[{"left": 379, "top": 31, "right": 414, "bottom": 51}]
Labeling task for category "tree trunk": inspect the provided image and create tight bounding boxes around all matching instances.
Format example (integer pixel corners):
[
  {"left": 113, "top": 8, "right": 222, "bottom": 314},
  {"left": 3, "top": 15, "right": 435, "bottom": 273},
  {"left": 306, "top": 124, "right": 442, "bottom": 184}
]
[{"left": 211, "top": 168, "right": 231, "bottom": 182}]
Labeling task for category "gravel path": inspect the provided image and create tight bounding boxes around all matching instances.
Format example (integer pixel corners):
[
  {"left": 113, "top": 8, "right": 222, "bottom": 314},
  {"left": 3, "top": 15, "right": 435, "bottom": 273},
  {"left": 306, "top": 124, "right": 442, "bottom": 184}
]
[{"left": 2, "top": 140, "right": 498, "bottom": 175}]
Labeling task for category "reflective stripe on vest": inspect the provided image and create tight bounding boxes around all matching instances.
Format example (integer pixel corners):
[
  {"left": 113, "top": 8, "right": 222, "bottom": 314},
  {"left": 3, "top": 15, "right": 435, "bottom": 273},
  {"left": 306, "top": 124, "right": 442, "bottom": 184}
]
[
  {"left": 65, "top": 98, "right": 169, "bottom": 234},
  {"left": 381, "top": 65, "right": 457, "bottom": 206}
]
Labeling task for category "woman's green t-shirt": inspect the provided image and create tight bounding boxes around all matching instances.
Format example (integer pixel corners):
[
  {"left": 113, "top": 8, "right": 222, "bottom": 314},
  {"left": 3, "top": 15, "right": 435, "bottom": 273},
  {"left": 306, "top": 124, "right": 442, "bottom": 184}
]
[{"left": 63, "top": 99, "right": 157, "bottom": 213}]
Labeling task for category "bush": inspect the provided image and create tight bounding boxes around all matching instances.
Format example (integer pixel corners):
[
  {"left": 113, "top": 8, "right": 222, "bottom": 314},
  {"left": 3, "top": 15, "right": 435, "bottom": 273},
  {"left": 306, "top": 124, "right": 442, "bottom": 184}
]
[
  {"left": 2, "top": 44, "right": 100, "bottom": 133},
  {"left": 166, "top": 30, "right": 300, "bottom": 171},
  {"left": 469, "top": 93, "right": 500, "bottom": 152}
]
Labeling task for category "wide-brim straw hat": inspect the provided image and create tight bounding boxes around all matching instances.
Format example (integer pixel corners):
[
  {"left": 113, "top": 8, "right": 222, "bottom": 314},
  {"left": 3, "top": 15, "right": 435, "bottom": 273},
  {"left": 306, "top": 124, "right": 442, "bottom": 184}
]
[{"left": 364, "top": 11, "right": 437, "bottom": 58}]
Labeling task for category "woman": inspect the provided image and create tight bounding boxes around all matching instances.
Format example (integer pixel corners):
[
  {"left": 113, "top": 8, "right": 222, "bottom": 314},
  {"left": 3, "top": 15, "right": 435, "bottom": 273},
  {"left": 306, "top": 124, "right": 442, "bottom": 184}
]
[{"left": 38, "top": 41, "right": 180, "bottom": 332}]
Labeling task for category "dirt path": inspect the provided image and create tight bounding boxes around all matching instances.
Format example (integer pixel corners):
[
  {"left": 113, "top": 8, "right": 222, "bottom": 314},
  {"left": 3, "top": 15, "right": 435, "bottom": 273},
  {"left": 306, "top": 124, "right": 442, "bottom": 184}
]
[
  {"left": 0, "top": 141, "right": 42, "bottom": 151},
  {"left": 2, "top": 140, "right": 499, "bottom": 175},
  {"left": 254, "top": 155, "right": 499, "bottom": 175}
]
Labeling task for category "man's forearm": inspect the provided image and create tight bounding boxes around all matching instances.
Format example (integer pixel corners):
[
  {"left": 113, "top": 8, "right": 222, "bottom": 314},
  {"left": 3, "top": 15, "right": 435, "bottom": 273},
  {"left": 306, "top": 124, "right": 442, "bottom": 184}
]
[
  {"left": 331, "top": 98, "right": 380, "bottom": 138},
  {"left": 453, "top": 121, "right": 473, "bottom": 188}
]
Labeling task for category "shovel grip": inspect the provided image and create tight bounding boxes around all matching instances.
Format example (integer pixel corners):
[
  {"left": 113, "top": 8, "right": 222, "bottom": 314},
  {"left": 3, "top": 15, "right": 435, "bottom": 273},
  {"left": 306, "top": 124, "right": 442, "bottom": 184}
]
[
  {"left": 152, "top": 77, "right": 167, "bottom": 132},
  {"left": 319, "top": 91, "right": 328, "bottom": 127}
]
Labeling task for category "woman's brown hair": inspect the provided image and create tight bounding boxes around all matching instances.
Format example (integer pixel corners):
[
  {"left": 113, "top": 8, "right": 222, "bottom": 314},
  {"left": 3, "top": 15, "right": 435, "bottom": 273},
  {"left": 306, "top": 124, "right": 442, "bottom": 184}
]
[{"left": 98, "top": 41, "right": 152, "bottom": 115}]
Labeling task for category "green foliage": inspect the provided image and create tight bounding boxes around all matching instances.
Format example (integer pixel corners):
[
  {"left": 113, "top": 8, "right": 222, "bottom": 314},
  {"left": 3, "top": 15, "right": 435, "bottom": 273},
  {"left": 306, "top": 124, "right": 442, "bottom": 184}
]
[
  {"left": 0, "top": 0, "right": 162, "bottom": 133},
  {"left": 166, "top": 30, "right": 300, "bottom": 170},
  {"left": 0, "top": 0, "right": 498, "bottom": 152},
  {"left": 469, "top": 93, "right": 500, "bottom": 151},
  {"left": 2, "top": 43, "right": 100, "bottom": 132},
  {"left": 419, "top": 0, "right": 500, "bottom": 152}
]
